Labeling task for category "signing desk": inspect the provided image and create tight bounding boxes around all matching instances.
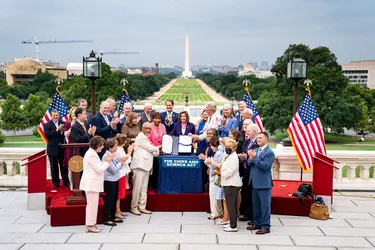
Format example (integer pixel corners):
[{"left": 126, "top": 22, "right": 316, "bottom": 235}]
[{"left": 157, "top": 155, "right": 203, "bottom": 194}]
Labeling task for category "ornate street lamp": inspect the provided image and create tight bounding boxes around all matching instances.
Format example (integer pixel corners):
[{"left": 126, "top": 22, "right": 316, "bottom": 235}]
[
  {"left": 83, "top": 50, "right": 102, "bottom": 115},
  {"left": 287, "top": 56, "right": 307, "bottom": 114},
  {"left": 185, "top": 95, "right": 189, "bottom": 106}
]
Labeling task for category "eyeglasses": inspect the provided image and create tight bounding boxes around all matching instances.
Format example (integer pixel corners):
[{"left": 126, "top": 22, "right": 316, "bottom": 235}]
[
  {"left": 207, "top": 133, "right": 214, "bottom": 135},
  {"left": 144, "top": 127, "right": 151, "bottom": 130}
]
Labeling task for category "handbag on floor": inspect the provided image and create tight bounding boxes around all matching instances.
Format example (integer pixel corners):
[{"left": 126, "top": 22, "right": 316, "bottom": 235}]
[{"left": 309, "top": 195, "right": 329, "bottom": 220}]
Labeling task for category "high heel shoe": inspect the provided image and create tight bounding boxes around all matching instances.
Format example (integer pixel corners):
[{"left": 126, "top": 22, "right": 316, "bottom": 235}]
[{"left": 85, "top": 226, "right": 101, "bottom": 233}]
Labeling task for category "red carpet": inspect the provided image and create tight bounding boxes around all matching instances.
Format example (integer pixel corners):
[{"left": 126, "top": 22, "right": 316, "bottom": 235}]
[{"left": 46, "top": 180, "right": 311, "bottom": 226}]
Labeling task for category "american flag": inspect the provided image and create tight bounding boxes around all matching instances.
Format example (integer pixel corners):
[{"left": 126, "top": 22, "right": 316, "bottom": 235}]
[
  {"left": 243, "top": 92, "right": 264, "bottom": 132},
  {"left": 38, "top": 92, "right": 69, "bottom": 143},
  {"left": 117, "top": 90, "right": 135, "bottom": 113},
  {"left": 287, "top": 92, "right": 326, "bottom": 172}
]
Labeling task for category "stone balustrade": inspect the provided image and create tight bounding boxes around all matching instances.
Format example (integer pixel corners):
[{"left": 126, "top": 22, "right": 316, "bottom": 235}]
[{"left": 1, "top": 146, "right": 374, "bottom": 190}]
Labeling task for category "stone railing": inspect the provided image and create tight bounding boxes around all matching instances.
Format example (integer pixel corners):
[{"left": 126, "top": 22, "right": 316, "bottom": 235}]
[
  {"left": 1, "top": 146, "right": 375, "bottom": 190},
  {"left": 274, "top": 145, "right": 375, "bottom": 191}
]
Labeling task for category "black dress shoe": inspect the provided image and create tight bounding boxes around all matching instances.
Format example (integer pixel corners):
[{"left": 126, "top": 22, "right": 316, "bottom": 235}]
[
  {"left": 256, "top": 229, "right": 270, "bottom": 234},
  {"left": 247, "top": 221, "right": 254, "bottom": 226},
  {"left": 239, "top": 216, "right": 249, "bottom": 221},
  {"left": 247, "top": 225, "right": 261, "bottom": 230},
  {"left": 53, "top": 184, "right": 59, "bottom": 188}
]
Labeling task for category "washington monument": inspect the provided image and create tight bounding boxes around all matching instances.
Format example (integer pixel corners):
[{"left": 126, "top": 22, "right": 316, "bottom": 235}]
[{"left": 182, "top": 34, "right": 193, "bottom": 78}]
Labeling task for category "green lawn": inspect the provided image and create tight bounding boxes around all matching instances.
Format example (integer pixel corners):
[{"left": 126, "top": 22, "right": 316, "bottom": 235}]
[
  {"left": 158, "top": 79, "right": 214, "bottom": 102},
  {"left": 1, "top": 135, "right": 45, "bottom": 148},
  {"left": 271, "top": 131, "right": 375, "bottom": 151}
]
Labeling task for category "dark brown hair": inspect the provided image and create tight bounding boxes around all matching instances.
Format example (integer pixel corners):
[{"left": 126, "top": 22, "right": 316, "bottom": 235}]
[
  {"left": 229, "top": 128, "right": 242, "bottom": 141},
  {"left": 89, "top": 136, "right": 105, "bottom": 150},
  {"left": 153, "top": 111, "right": 162, "bottom": 120},
  {"left": 210, "top": 137, "right": 220, "bottom": 147},
  {"left": 115, "top": 134, "right": 127, "bottom": 147},
  {"left": 125, "top": 112, "right": 138, "bottom": 127},
  {"left": 104, "top": 138, "right": 117, "bottom": 150},
  {"left": 178, "top": 111, "right": 190, "bottom": 123}
]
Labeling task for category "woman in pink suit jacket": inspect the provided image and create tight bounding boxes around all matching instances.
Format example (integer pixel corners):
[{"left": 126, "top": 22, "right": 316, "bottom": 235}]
[{"left": 80, "top": 136, "right": 114, "bottom": 233}]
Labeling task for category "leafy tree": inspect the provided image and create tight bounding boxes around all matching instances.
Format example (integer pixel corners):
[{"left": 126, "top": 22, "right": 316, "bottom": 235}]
[
  {"left": 0, "top": 71, "right": 5, "bottom": 79},
  {"left": 257, "top": 44, "right": 361, "bottom": 134},
  {"left": 0, "top": 94, "right": 27, "bottom": 133},
  {"left": 0, "top": 130, "right": 5, "bottom": 145},
  {"left": 22, "top": 94, "right": 48, "bottom": 128}
]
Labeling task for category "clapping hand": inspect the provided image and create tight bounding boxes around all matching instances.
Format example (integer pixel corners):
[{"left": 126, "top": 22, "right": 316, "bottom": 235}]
[
  {"left": 216, "top": 117, "right": 221, "bottom": 126},
  {"left": 248, "top": 149, "right": 256, "bottom": 160},
  {"left": 127, "top": 143, "right": 135, "bottom": 154},
  {"left": 198, "top": 153, "right": 206, "bottom": 161},
  {"left": 104, "top": 153, "right": 115, "bottom": 163},
  {"left": 120, "top": 155, "right": 129, "bottom": 164},
  {"left": 113, "top": 111, "right": 119, "bottom": 119},
  {"left": 238, "top": 152, "right": 247, "bottom": 161},
  {"left": 88, "top": 125, "right": 96, "bottom": 135}
]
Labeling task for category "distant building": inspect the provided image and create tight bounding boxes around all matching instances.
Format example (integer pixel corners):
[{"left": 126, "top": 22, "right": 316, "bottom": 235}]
[
  {"left": 127, "top": 69, "right": 142, "bottom": 75},
  {"left": 5, "top": 58, "right": 67, "bottom": 85},
  {"left": 341, "top": 61, "right": 375, "bottom": 89},
  {"left": 67, "top": 63, "right": 83, "bottom": 76}
]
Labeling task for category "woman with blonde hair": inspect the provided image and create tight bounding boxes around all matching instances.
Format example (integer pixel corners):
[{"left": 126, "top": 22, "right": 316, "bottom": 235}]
[
  {"left": 211, "top": 138, "right": 242, "bottom": 232},
  {"left": 63, "top": 106, "right": 77, "bottom": 191}
]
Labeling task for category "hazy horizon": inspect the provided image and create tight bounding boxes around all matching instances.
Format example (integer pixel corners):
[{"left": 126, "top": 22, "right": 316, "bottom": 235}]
[{"left": 1, "top": 0, "right": 374, "bottom": 67}]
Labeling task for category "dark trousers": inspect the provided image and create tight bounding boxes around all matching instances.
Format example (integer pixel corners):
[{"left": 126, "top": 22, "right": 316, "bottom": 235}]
[
  {"left": 48, "top": 155, "right": 69, "bottom": 186},
  {"left": 148, "top": 157, "right": 159, "bottom": 189},
  {"left": 224, "top": 186, "right": 241, "bottom": 229},
  {"left": 104, "top": 180, "right": 118, "bottom": 222},
  {"left": 252, "top": 187, "right": 272, "bottom": 230},
  {"left": 240, "top": 168, "right": 253, "bottom": 220}
]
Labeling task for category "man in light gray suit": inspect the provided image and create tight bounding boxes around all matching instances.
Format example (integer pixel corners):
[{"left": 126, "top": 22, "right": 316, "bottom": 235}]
[{"left": 130, "top": 122, "right": 160, "bottom": 215}]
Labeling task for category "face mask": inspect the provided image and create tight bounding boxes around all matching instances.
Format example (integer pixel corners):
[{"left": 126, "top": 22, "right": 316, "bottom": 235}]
[{"left": 225, "top": 147, "right": 232, "bottom": 154}]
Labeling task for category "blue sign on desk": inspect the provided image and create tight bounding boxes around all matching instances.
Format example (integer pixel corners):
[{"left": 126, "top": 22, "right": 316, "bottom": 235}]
[
  {"left": 161, "top": 158, "right": 200, "bottom": 168},
  {"left": 157, "top": 155, "right": 203, "bottom": 194}
]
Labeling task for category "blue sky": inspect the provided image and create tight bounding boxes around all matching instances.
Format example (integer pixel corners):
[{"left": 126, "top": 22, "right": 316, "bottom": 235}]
[{"left": 0, "top": 0, "right": 374, "bottom": 67}]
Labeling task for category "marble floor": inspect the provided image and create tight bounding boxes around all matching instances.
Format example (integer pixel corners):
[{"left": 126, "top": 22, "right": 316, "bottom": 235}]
[{"left": 0, "top": 191, "right": 375, "bottom": 250}]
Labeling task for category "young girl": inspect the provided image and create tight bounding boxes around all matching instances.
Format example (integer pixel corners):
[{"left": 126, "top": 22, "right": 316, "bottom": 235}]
[
  {"left": 102, "top": 138, "right": 129, "bottom": 226},
  {"left": 204, "top": 138, "right": 226, "bottom": 221},
  {"left": 115, "top": 134, "right": 134, "bottom": 218}
]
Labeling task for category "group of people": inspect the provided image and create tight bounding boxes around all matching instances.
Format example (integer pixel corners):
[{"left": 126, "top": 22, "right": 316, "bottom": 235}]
[{"left": 43, "top": 97, "right": 275, "bottom": 234}]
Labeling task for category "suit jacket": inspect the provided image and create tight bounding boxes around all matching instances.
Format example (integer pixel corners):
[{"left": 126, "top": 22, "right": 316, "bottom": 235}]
[
  {"left": 86, "top": 112, "right": 94, "bottom": 126},
  {"left": 44, "top": 119, "right": 66, "bottom": 156},
  {"left": 169, "top": 122, "right": 196, "bottom": 136},
  {"left": 235, "top": 112, "right": 242, "bottom": 123},
  {"left": 239, "top": 138, "right": 258, "bottom": 177},
  {"left": 139, "top": 112, "right": 154, "bottom": 129},
  {"left": 91, "top": 112, "right": 114, "bottom": 139},
  {"left": 161, "top": 111, "right": 179, "bottom": 134},
  {"left": 248, "top": 145, "right": 275, "bottom": 189},
  {"left": 80, "top": 148, "right": 109, "bottom": 192},
  {"left": 71, "top": 121, "right": 91, "bottom": 156},
  {"left": 130, "top": 132, "right": 159, "bottom": 172}
]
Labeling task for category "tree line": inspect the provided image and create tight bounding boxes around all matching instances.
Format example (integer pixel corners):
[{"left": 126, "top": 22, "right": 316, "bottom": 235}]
[
  {"left": 0, "top": 62, "right": 173, "bottom": 143},
  {"left": 197, "top": 44, "right": 375, "bottom": 135}
]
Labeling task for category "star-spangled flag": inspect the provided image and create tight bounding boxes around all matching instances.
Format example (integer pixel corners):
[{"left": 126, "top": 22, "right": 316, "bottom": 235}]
[
  {"left": 243, "top": 92, "right": 264, "bottom": 132},
  {"left": 117, "top": 90, "right": 135, "bottom": 113},
  {"left": 287, "top": 92, "right": 326, "bottom": 172},
  {"left": 38, "top": 92, "right": 69, "bottom": 143}
]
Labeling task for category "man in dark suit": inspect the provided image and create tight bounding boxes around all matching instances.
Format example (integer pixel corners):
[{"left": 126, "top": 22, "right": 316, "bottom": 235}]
[
  {"left": 238, "top": 124, "right": 259, "bottom": 222},
  {"left": 161, "top": 100, "right": 179, "bottom": 134},
  {"left": 91, "top": 101, "right": 118, "bottom": 140},
  {"left": 71, "top": 108, "right": 96, "bottom": 156},
  {"left": 44, "top": 109, "right": 68, "bottom": 188},
  {"left": 246, "top": 132, "right": 275, "bottom": 235},
  {"left": 78, "top": 99, "right": 93, "bottom": 126},
  {"left": 139, "top": 103, "right": 154, "bottom": 129},
  {"left": 238, "top": 109, "right": 253, "bottom": 133}
]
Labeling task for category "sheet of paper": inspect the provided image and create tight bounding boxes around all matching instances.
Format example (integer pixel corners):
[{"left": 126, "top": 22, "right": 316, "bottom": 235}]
[
  {"left": 179, "top": 135, "right": 192, "bottom": 146},
  {"left": 162, "top": 135, "right": 173, "bottom": 154}
]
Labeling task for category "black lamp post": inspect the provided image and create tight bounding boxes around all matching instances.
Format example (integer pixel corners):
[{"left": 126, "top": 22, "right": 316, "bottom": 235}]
[
  {"left": 83, "top": 50, "right": 102, "bottom": 115},
  {"left": 287, "top": 56, "right": 307, "bottom": 114},
  {"left": 185, "top": 95, "right": 189, "bottom": 106}
]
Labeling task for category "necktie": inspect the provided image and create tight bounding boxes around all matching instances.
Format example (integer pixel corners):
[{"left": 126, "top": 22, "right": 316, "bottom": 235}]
[
  {"left": 104, "top": 115, "right": 109, "bottom": 125},
  {"left": 81, "top": 123, "right": 87, "bottom": 132}
]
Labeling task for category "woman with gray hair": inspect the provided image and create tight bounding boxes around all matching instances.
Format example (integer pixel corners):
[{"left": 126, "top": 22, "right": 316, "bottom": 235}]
[{"left": 217, "top": 104, "right": 239, "bottom": 138}]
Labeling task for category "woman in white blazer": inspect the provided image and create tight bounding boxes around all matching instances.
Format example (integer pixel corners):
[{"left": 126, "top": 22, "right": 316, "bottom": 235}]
[
  {"left": 80, "top": 136, "right": 114, "bottom": 233},
  {"left": 212, "top": 138, "right": 242, "bottom": 232}
]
